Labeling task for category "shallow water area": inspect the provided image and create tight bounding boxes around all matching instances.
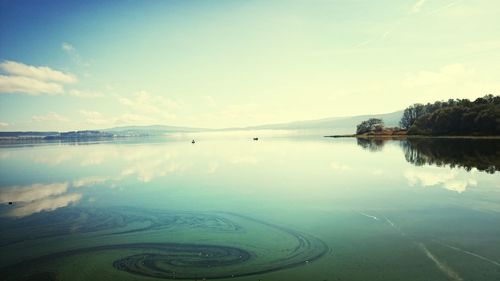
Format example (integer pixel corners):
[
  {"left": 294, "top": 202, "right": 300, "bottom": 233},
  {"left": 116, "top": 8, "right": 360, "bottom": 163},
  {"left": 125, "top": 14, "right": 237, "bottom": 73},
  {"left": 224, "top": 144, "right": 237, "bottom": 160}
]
[{"left": 0, "top": 136, "right": 499, "bottom": 281}]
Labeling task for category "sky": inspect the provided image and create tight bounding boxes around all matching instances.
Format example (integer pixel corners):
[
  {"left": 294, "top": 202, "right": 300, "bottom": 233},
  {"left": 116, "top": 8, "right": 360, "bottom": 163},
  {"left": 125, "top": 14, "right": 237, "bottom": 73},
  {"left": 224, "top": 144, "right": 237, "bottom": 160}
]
[{"left": 0, "top": 0, "right": 499, "bottom": 131}]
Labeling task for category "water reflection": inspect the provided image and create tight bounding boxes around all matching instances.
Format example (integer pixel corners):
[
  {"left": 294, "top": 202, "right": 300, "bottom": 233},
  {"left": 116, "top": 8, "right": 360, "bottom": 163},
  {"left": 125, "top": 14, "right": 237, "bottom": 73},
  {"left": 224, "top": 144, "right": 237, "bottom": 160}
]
[
  {"left": 7, "top": 193, "right": 82, "bottom": 218},
  {"left": 404, "top": 167, "right": 478, "bottom": 193},
  {"left": 72, "top": 177, "right": 112, "bottom": 188},
  {"left": 0, "top": 141, "right": 264, "bottom": 217},
  {"left": 401, "top": 138, "right": 499, "bottom": 173},
  {"left": 0, "top": 182, "right": 82, "bottom": 217},
  {"left": 356, "top": 137, "right": 388, "bottom": 152},
  {"left": 0, "top": 183, "right": 68, "bottom": 203},
  {"left": 356, "top": 137, "right": 499, "bottom": 173}
]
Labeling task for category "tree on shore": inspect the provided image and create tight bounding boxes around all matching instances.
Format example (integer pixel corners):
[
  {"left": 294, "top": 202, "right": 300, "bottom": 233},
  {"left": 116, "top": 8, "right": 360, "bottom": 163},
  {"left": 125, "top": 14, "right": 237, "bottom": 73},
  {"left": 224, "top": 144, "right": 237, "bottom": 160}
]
[
  {"left": 400, "top": 104, "right": 426, "bottom": 129},
  {"left": 400, "top": 95, "right": 500, "bottom": 135},
  {"left": 356, "top": 118, "right": 384, "bottom": 134}
]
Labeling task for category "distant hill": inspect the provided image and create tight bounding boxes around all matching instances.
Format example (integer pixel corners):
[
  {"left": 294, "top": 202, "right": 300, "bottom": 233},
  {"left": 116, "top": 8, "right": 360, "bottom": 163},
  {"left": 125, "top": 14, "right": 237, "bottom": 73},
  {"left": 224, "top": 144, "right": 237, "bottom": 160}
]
[
  {"left": 103, "top": 125, "right": 206, "bottom": 132},
  {"left": 229, "top": 110, "right": 403, "bottom": 134},
  {"left": 102, "top": 111, "right": 402, "bottom": 135},
  {"left": 102, "top": 125, "right": 207, "bottom": 135}
]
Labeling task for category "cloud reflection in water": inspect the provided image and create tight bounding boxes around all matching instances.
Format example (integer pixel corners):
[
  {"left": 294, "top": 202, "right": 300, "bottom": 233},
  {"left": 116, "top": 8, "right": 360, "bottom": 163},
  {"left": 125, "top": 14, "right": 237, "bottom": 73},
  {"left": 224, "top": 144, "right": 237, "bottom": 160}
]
[
  {"left": 405, "top": 167, "right": 478, "bottom": 193},
  {"left": 0, "top": 182, "right": 82, "bottom": 217}
]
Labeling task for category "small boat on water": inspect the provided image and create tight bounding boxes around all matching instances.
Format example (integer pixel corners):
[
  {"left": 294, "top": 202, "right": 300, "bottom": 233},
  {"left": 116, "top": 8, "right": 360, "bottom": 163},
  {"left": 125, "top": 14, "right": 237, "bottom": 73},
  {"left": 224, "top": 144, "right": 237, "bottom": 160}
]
[
  {"left": 253, "top": 137, "right": 259, "bottom": 141},
  {"left": 191, "top": 139, "right": 195, "bottom": 144}
]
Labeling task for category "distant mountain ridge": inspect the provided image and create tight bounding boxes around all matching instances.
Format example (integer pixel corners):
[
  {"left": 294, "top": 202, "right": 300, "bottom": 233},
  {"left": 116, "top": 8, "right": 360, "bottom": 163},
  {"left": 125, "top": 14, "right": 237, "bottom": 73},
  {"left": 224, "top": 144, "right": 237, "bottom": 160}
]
[
  {"left": 102, "top": 110, "right": 402, "bottom": 135},
  {"left": 235, "top": 110, "right": 402, "bottom": 133},
  {"left": 103, "top": 125, "right": 207, "bottom": 133}
]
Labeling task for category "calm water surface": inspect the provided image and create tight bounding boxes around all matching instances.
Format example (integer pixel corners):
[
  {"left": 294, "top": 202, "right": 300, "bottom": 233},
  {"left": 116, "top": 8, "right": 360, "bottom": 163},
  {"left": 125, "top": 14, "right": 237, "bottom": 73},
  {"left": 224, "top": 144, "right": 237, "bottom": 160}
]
[{"left": 0, "top": 136, "right": 499, "bottom": 281}]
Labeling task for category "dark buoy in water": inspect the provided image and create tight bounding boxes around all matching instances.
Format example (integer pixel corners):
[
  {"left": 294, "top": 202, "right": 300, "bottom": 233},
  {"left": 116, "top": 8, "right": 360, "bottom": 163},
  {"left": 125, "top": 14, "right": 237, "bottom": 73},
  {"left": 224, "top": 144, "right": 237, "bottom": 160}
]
[
  {"left": 8, "top": 201, "right": 13, "bottom": 205},
  {"left": 253, "top": 137, "right": 258, "bottom": 141},
  {"left": 191, "top": 139, "right": 195, "bottom": 144}
]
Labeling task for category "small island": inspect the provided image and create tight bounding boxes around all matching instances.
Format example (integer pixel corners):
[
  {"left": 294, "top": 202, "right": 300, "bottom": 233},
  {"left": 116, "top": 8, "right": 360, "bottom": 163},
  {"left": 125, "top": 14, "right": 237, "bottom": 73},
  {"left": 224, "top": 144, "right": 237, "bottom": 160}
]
[{"left": 326, "top": 94, "right": 500, "bottom": 138}]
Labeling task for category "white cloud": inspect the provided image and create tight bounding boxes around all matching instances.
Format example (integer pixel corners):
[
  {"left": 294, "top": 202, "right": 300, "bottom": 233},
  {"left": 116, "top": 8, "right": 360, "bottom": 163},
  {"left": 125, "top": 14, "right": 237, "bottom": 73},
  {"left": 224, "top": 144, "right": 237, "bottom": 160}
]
[
  {"left": 79, "top": 110, "right": 159, "bottom": 127},
  {"left": 116, "top": 113, "right": 158, "bottom": 125},
  {"left": 0, "top": 60, "right": 78, "bottom": 96},
  {"left": 61, "top": 42, "right": 88, "bottom": 66},
  {"left": 221, "top": 103, "right": 259, "bottom": 120},
  {"left": 411, "top": 0, "right": 427, "bottom": 14},
  {"left": 0, "top": 122, "right": 8, "bottom": 128},
  {"left": 119, "top": 90, "right": 179, "bottom": 115},
  {"left": 79, "top": 110, "right": 108, "bottom": 125},
  {"left": 0, "top": 60, "right": 76, "bottom": 83},
  {"left": 32, "top": 112, "right": 69, "bottom": 122},
  {"left": 69, "top": 89, "right": 102, "bottom": 98},
  {"left": 62, "top": 42, "right": 76, "bottom": 53},
  {"left": 403, "top": 64, "right": 475, "bottom": 87},
  {"left": 116, "top": 91, "right": 180, "bottom": 124},
  {"left": 399, "top": 63, "right": 494, "bottom": 102},
  {"left": 0, "top": 75, "right": 64, "bottom": 95}
]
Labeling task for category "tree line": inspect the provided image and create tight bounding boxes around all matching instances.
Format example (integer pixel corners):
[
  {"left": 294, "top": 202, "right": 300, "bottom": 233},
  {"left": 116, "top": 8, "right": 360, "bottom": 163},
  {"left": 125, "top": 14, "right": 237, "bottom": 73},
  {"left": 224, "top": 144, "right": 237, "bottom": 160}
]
[{"left": 400, "top": 94, "right": 500, "bottom": 135}]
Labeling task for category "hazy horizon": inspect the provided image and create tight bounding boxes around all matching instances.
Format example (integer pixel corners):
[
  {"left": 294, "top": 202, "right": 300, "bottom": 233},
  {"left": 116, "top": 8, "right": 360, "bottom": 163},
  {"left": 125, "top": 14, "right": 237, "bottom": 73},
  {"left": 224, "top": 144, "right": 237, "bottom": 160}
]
[
  {"left": 1, "top": 0, "right": 499, "bottom": 131},
  {"left": 0, "top": 108, "right": 404, "bottom": 132}
]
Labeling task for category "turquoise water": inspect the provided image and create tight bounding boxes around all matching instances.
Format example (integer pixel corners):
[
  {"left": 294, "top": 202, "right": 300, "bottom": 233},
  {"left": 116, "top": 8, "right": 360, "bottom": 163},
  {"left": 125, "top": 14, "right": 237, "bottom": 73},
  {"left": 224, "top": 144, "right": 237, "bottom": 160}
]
[{"left": 0, "top": 136, "right": 499, "bottom": 280}]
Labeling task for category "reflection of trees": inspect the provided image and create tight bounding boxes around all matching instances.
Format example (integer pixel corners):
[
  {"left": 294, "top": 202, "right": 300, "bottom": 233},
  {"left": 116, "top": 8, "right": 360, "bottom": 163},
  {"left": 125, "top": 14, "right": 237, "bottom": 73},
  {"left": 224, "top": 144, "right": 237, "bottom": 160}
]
[
  {"left": 356, "top": 137, "right": 389, "bottom": 152},
  {"left": 356, "top": 137, "right": 499, "bottom": 173},
  {"left": 400, "top": 138, "right": 500, "bottom": 173}
]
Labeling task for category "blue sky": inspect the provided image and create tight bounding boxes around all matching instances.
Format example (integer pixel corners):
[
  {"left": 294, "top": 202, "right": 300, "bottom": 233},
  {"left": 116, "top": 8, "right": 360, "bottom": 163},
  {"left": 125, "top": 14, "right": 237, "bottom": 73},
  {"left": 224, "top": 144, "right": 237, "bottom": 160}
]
[{"left": 1, "top": 0, "right": 499, "bottom": 130}]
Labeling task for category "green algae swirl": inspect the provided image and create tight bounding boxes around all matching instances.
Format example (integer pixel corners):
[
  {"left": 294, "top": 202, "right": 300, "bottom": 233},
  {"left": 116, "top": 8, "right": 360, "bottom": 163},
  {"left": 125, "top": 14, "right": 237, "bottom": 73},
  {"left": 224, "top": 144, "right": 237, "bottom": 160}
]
[
  {"left": 0, "top": 208, "right": 328, "bottom": 280},
  {"left": 112, "top": 243, "right": 252, "bottom": 279}
]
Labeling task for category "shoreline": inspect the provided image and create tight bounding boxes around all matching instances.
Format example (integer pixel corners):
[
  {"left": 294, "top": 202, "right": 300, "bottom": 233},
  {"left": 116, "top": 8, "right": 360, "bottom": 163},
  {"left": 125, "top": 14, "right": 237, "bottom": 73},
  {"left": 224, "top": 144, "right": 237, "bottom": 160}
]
[{"left": 324, "top": 134, "right": 500, "bottom": 139}]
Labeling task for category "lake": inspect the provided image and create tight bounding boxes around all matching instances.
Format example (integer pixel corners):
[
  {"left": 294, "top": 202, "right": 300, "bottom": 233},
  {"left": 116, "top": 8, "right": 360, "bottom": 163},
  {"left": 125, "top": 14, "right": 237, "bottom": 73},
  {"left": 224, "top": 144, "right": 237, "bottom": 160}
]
[{"left": 0, "top": 136, "right": 499, "bottom": 281}]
